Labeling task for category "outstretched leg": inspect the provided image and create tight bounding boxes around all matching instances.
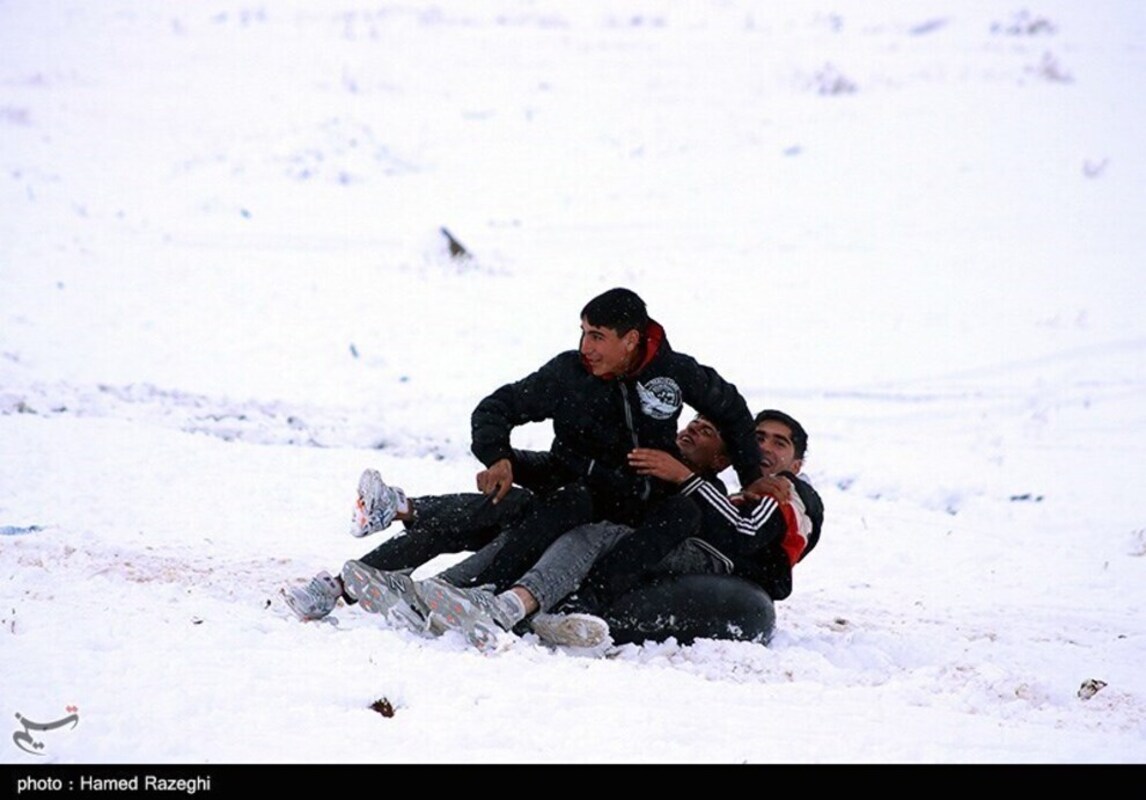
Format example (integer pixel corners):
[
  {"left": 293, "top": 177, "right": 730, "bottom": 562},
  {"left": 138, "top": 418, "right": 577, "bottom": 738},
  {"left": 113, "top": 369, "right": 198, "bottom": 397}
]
[
  {"left": 436, "top": 481, "right": 595, "bottom": 592},
  {"left": 358, "top": 487, "right": 535, "bottom": 573}
]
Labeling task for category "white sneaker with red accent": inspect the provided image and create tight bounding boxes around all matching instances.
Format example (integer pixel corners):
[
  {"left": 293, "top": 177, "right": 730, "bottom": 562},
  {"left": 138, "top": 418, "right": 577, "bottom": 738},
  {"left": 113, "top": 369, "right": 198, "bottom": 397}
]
[
  {"left": 529, "top": 612, "right": 610, "bottom": 648},
  {"left": 340, "top": 560, "right": 430, "bottom": 634},
  {"left": 282, "top": 571, "right": 342, "bottom": 621},
  {"left": 350, "top": 469, "right": 408, "bottom": 538},
  {"left": 416, "top": 578, "right": 519, "bottom": 651}
]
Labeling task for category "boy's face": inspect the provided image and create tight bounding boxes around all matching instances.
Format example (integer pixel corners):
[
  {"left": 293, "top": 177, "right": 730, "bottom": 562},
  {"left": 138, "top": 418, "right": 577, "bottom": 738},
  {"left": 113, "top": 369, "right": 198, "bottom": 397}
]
[
  {"left": 676, "top": 416, "right": 729, "bottom": 474},
  {"left": 579, "top": 318, "right": 638, "bottom": 377},
  {"left": 756, "top": 420, "right": 802, "bottom": 475}
]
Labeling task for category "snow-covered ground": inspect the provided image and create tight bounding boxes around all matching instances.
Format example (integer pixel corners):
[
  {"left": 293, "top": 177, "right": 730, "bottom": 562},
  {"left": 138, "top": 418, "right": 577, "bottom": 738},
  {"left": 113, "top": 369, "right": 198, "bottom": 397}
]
[{"left": 2, "top": 0, "right": 1143, "bottom": 764}]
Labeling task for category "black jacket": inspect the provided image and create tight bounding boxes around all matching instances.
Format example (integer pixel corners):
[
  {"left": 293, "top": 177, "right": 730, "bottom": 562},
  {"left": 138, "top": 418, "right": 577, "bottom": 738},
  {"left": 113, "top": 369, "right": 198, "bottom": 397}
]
[{"left": 471, "top": 321, "right": 764, "bottom": 514}]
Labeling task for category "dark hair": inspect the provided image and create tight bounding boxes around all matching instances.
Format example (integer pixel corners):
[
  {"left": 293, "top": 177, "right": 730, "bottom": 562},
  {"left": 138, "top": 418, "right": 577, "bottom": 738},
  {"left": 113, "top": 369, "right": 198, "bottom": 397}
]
[
  {"left": 754, "top": 409, "right": 808, "bottom": 459},
  {"left": 581, "top": 288, "right": 648, "bottom": 336}
]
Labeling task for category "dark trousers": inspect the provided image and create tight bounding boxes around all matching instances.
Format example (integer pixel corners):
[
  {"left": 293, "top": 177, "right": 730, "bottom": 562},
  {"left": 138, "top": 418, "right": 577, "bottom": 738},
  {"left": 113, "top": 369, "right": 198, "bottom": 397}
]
[
  {"left": 445, "top": 481, "right": 597, "bottom": 593},
  {"left": 357, "top": 488, "right": 535, "bottom": 573}
]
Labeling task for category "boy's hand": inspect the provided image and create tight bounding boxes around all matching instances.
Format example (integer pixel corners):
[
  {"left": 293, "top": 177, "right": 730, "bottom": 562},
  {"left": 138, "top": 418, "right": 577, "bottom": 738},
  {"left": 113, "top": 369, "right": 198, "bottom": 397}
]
[
  {"left": 476, "top": 459, "right": 514, "bottom": 504},
  {"left": 738, "top": 475, "right": 793, "bottom": 504},
  {"left": 627, "top": 448, "right": 692, "bottom": 484}
]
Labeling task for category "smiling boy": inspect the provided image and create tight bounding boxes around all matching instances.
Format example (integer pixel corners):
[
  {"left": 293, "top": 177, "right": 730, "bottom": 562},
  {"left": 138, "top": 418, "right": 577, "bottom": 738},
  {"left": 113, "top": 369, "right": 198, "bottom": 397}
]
[{"left": 470, "top": 287, "right": 768, "bottom": 524}]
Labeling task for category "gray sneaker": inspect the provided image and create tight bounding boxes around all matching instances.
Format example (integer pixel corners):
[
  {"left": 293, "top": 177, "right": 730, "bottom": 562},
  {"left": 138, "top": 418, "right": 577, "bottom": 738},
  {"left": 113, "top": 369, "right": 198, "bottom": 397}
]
[
  {"left": 530, "top": 612, "right": 611, "bottom": 648},
  {"left": 283, "top": 571, "right": 342, "bottom": 621},
  {"left": 416, "top": 578, "right": 518, "bottom": 651},
  {"left": 340, "top": 560, "right": 429, "bottom": 634},
  {"left": 350, "top": 469, "right": 408, "bottom": 538}
]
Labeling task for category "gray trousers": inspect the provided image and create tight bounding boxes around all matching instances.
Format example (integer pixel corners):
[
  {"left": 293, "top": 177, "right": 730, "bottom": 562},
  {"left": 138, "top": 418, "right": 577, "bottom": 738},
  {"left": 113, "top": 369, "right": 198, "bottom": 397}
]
[
  {"left": 514, "top": 522, "right": 633, "bottom": 612},
  {"left": 441, "top": 520, "right": 732, "bottom": 615},
  {"left": 439, "top": 520, "right": 630, "bottom": 613}
]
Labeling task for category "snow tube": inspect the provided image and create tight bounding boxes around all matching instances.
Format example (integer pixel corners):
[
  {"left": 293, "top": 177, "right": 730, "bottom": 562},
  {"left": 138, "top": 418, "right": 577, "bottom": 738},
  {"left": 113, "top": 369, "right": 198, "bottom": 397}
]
[{"left": 600, "top": 574, "right": 776, "bottom": 646}]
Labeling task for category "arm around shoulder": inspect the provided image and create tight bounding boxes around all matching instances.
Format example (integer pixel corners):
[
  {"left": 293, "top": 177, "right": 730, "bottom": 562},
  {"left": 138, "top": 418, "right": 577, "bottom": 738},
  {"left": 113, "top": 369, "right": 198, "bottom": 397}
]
[{"left": 674, "top": 355, "right": 763, "bottom": 487}]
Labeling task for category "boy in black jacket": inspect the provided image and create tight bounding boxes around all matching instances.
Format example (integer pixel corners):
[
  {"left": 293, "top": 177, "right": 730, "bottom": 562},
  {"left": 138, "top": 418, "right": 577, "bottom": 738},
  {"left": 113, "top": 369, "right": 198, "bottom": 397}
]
[
  {"left": 447, "top": 287, "right": 770, "bottom": 593},
  {"left": 472, "top": 287, "right": 767, "bottom": 517},
  {"left": 286, "top": 288, "right": 775, "bottom": 634}
]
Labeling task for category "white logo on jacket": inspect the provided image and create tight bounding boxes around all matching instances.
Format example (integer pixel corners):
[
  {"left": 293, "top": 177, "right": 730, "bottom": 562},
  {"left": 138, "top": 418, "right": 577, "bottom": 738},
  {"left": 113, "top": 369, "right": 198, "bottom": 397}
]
[{"left": 637, "top": 377, "right": 682, "bottom": 420}]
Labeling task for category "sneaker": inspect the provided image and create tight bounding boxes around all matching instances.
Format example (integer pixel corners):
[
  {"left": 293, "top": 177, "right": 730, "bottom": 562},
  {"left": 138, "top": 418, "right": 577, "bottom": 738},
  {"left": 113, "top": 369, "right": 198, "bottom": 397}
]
[
  {"left": 282, "top": 571, "right": 342, "bottom": 621},
  {"left": 416, "top": 578, "right": 518, "bottom": 651},
  {"left": 530, "top": 612, "right": 611, "bottom": 648},
  {"left": 350, "top": 469, "right": 409, "bottom": 538},
  {"left": 340, "top": 560, "right": 429, "bottom": 634}
]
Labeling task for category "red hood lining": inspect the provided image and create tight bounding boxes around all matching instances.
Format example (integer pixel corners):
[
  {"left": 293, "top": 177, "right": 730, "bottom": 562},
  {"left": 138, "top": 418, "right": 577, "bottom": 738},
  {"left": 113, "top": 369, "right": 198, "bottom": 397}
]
[{"left": 581, "top": 319, "right": 665, "bottom": 380}]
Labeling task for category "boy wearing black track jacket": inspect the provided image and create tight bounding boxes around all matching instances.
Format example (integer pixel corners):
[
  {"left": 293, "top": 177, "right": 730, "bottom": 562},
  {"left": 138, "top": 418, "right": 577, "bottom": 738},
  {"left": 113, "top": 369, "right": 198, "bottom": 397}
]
[{"left": 334, "top": 410, "right": 823, "bottom": 649}]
